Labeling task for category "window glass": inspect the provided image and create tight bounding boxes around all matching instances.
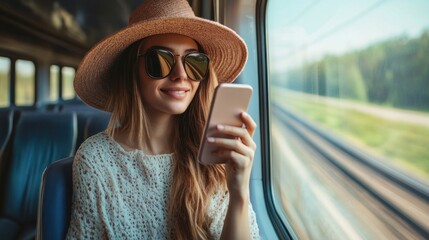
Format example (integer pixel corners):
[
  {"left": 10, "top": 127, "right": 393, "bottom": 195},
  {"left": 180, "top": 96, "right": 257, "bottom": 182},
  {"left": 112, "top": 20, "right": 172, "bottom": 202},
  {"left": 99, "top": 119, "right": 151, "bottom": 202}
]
[
  {"left": 62, "top": 66, "right": 75, "bottom": 100},
  {"left": 49, "top": 65, "right": 60, "bottom": 101},
  {"left": 267, "top": 0, "right": 429, "bottom": 239},
  {"left": 0, "top": 57, "right": 10, "bottom": 107},
  {"left": 15, "top": 59, "right": 35, "bottom": 106}
]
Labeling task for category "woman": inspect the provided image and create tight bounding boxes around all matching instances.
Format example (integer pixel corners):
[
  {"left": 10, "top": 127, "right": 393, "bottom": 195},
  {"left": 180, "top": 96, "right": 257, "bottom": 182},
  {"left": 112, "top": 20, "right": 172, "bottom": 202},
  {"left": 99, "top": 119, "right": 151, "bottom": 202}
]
[{"left": 66, "top": 0, "right": 259, "bottom": 239}]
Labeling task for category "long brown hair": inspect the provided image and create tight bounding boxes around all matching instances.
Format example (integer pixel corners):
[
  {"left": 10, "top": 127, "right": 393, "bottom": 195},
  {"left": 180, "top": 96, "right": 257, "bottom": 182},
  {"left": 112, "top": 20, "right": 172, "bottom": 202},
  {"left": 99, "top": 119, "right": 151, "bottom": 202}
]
[{"left": 105, "top": 40, "right": 227, "bottom": 239}]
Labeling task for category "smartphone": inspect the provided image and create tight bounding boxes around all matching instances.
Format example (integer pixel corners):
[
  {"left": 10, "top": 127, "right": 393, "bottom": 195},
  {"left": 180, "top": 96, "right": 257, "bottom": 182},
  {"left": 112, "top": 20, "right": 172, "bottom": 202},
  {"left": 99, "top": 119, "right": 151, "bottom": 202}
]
[{"left": 198, "top": 83, "right": 253, "bottom": 165}]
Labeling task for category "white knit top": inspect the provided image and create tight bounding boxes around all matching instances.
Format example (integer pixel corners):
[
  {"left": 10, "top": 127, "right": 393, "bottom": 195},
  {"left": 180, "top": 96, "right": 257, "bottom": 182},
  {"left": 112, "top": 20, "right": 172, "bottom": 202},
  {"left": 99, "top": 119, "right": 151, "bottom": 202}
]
[{"left": 66, "top": 132, "right": 260, "bottom": 239}]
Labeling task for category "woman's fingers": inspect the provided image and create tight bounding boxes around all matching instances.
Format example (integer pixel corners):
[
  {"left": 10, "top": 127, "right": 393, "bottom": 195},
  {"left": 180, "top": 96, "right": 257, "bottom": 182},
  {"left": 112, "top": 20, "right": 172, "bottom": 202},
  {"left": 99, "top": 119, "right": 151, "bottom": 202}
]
[
  {"left": 213, "top": 125, "right": 256, "bottom": 150},
  {"left": 206, "top": 111, "right": 257, "bottom": 167},
  {"left": 210, "top": 112, "right": 257, "bottom": 150},
  {"left": 208, "top": 112, "right": 257, "bottom": 197},
  {"left": 208, "top": 137, "right": 252, "bottom": 156},
  {"left": 241, "top": 112, "right": 257, "bottom": 137},
  {"left": 212, "top": 149, "right": 251, "bottom": 169}
]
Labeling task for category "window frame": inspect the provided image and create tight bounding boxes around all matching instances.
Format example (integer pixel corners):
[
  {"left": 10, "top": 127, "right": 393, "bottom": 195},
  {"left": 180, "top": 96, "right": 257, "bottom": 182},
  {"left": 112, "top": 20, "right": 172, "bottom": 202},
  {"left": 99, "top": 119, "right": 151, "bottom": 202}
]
[{"left": 256, "top": 0, "right": 297, "bottom": 239}]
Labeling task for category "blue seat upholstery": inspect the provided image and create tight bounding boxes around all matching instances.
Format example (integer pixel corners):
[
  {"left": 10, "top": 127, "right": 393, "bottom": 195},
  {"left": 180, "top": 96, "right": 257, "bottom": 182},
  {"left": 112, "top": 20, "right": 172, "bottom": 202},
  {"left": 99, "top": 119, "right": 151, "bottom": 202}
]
[
  {"left": 61, "top": 104, "right": 110, "bottom": 153},
  {"left": 74, "top": 112, "right": 92, "bottom": 153},
  {"left": 37, "top": 156, "right": 74, "bottom": 240},
  {"left": 60, "top": 101, "right": 97, "bottom": 112},
  {"left": 84, "top": 112, "right": 110, "bottom": 139},
  {"left": 0, "top": 112, "right": 76, "bottom": 240},
  {"left": 36, "top": 111, "right": 110, "bottom": 240},
  {"left": 0, "top": 110, "right": 15, "bottom": 189},
  {"left": 0, "top": 110, "right": 13, "bottom": 155}
]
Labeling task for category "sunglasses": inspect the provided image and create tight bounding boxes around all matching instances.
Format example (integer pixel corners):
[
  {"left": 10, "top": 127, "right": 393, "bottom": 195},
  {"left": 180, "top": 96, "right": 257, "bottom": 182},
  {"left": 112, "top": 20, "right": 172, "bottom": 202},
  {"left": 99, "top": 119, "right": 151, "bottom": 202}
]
[{"left": 139, "top": 47, "right": 210, "bottom": 81}]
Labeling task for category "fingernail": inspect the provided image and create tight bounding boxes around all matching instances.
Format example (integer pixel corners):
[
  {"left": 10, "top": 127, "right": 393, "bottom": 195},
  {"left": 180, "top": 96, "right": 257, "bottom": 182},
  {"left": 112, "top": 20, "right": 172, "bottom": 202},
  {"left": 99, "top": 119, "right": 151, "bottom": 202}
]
[
  {"left": 207, "top": 137, "right": 215, "bottom": 142},
  {"left": 242, "top": 112, "right": 248, "bottom": 117},
  {"left": 217, "top": 124, "right": 224, "bottom": 130}
]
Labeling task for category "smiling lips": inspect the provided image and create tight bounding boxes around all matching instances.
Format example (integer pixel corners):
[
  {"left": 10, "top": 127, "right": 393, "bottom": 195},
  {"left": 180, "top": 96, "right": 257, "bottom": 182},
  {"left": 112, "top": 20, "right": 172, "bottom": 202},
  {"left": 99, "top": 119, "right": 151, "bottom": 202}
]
[{"left": 161, "top": 87, "right": 190, "bottom": 100}]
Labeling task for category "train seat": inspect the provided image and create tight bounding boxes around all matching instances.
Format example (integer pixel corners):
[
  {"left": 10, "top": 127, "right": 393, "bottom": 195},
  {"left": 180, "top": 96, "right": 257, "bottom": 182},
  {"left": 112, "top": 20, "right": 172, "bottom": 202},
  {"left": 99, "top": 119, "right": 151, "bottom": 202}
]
[
  {"left": 71, "top": 111, "right": 110, "bottom": 153},
  {"left": 37, "top": 156, "right": 74, "bottom": 240},
  {"left": 84, "top": 112, "right": 110, "bottom": 139},
  {"left": 36, "top": 112, "right": 110, "bottom": 239},
  {"left": 73, "top": 112, "right": 96, "bottom": 153},
  {"left": 0, "top": 110, "right": 13, "bottom": 155},
  {"left": 60, "top": 101, "right": 98, "bottom": 112},
  {"left": 0, "top": 112, "right": 77, "bottom": 240},
  {"left": 0, "top": 110, "right": 15, "bottom": 221},
  {"left": 61, "top": 103, "right": 110, "bottom": 153}
]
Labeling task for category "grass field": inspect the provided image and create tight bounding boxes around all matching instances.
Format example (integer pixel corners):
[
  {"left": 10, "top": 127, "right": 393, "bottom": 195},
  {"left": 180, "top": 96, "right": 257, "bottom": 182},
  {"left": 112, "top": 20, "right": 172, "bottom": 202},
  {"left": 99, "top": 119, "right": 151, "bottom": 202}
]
[{"left": 271, "top": 87, "right": 429, "bottom": 181}]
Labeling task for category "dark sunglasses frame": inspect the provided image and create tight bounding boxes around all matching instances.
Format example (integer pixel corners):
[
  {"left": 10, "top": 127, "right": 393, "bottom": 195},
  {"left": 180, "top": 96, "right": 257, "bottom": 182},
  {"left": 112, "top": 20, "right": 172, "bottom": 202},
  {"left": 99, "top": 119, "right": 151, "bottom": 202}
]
[{"left": 137, "top": 47, "right": 210, "bottom": 81}]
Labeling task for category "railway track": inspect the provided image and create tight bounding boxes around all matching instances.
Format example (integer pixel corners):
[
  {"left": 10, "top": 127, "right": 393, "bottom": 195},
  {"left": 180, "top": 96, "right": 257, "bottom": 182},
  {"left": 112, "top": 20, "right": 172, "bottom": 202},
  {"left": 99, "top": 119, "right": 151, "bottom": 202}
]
[{"left": 272, "top": 102, "right": 429, "bottom": 239}]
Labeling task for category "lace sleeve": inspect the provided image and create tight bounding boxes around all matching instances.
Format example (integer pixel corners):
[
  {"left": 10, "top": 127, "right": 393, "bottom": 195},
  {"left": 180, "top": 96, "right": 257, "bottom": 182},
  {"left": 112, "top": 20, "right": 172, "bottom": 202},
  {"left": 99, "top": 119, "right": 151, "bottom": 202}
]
[
  {"left": 65, "top": 150, "right": 108, "bottom": 239},
  {"left": 248, "top": 199, "right": 261, "bottom": 239},
  {"left": 209, "top": 191, "right": 261, "bottom": 239}
]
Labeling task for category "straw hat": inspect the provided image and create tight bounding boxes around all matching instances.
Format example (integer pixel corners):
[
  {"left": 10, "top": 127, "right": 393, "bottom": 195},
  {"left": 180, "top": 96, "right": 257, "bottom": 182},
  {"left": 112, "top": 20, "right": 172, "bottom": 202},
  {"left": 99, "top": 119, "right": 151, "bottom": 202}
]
[{"left": 74, "top": 0, "right": 248, "bottom": 111}]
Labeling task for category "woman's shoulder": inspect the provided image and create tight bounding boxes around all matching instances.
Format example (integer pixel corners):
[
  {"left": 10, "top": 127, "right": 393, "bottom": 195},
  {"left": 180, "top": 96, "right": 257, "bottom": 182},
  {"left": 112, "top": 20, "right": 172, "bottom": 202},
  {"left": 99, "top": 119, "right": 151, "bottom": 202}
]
[
  {"left": 74, "top": 132, "right": 112, "bottom": 165},
  {"left": 76, "top": 132, "right": 110, "bottom": 154}
]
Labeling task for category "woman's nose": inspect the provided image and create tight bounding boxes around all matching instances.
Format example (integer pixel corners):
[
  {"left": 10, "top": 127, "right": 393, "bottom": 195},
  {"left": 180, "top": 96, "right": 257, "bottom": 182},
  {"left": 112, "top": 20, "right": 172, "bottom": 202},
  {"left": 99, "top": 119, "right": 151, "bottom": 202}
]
[{"left": 169, "top": 56, "right": 187, "bottom": 82}]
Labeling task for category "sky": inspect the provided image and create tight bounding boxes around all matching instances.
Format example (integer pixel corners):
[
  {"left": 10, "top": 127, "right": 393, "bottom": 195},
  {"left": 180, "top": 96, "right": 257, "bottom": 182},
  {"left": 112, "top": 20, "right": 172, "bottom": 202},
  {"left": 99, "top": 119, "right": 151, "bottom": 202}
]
[{"left": 267, "top": 0, "right": 429, "bottom": 72}]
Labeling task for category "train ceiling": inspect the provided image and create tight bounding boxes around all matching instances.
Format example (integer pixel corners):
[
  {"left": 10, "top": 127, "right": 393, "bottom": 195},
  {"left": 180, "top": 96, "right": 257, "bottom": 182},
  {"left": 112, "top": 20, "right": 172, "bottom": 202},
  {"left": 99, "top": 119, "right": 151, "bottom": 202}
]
[{"left": 0, "top": 0, "right": 166, "bottom": 47}]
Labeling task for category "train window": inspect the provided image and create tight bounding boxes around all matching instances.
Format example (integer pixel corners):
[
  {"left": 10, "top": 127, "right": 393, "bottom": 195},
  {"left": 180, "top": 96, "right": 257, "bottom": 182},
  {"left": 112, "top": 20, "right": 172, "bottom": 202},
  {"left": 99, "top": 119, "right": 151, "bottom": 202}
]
[
  {"left": 49, "top": 65, "right": 60, "bottom": 101},
  {"left": 267, "top": 0, "right": 429, "bottom": 239},
  {"left": 62, "top": 66, "right": 76, "bottom": 100},
  {"left": 15, "top": 59, "right": 35, "bottom": 106},
  {"left": 0, "top": 57, "right": 11, "bottom": 107}
]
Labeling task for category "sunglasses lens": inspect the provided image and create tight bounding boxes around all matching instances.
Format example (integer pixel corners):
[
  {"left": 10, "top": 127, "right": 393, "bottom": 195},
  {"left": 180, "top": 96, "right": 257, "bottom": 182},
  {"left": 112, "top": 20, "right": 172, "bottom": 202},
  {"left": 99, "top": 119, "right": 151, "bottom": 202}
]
[
  {"left": 184, "top": 53, "right": 209, "bottom": 81},
  {"left": 145, "top": 49, "right": 174, "bottom": 78},
  {"left": 144, "top": 49, "right": 209, "bottom": 81}
]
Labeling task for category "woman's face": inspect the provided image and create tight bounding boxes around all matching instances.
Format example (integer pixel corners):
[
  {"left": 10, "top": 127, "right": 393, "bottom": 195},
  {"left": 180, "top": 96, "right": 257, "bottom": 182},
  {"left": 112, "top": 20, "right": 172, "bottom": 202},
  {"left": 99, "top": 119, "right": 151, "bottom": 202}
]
[{"left": 137, "top": 33, "right": 202, "bottom": 116}]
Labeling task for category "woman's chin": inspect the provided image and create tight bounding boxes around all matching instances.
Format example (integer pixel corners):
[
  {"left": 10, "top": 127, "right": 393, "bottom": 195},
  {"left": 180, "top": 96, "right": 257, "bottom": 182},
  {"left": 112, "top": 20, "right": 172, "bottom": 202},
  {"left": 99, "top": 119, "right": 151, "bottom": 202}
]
[{"left": 164, "top": 104, "right": 190, "bottom": 115}]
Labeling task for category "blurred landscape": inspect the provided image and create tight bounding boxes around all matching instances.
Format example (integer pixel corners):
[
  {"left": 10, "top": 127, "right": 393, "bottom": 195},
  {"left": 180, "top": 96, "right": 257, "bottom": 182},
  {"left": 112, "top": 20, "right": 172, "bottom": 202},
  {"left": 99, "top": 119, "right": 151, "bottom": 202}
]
[{"left": 273, "top": 30, "right": 429, "bottom": 112}]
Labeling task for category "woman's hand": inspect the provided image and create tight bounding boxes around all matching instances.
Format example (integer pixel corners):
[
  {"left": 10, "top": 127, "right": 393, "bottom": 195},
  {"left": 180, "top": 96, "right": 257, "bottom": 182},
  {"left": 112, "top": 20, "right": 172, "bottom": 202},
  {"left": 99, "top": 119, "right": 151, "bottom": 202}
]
[{"left": 207, "top": 112, "right": 257, "bottom": 200}]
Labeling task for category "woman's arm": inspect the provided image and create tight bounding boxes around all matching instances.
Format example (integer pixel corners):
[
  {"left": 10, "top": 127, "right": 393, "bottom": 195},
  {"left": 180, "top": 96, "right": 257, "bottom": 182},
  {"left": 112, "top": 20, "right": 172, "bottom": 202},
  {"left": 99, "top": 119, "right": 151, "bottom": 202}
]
[
  {"left": 221, "top": 193, "right": 251, "bottom": 239},
  {"left": 66, "top": 151, "right": 107, "bottom": 239},
  {"left": 207, "top": 112, "right": 257, "bottom": 239}
]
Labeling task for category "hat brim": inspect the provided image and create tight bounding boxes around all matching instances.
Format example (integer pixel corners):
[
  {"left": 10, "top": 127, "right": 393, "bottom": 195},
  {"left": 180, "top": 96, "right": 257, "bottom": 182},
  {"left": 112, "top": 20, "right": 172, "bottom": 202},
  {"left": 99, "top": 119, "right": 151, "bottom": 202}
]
[{"left": 74, "top": 17, "right": 248, "bottom": 111}]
